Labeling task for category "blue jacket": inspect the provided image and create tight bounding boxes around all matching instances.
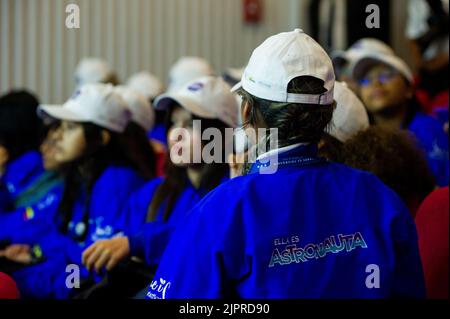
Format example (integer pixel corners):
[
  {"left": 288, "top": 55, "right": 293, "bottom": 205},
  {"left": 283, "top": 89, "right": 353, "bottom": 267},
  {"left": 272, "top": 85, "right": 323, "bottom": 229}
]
[
  {"left": 11, "top": 165, "right": 146, "bottom": 299},
  {"left": 147, "top": 124, "right": 167, "bottom": 146},
  {"left": 0, "top": 180, "right": 63, "bottom": 244},
  {"left": 0, "top": 170, "right": 63, "bottom": 243},
  {"left": 117, "top": 176, "right": 224, "bottom": 269},
  {"left": 408, "top": 112, "right": 449, "bottom": 186},
  {"left": 0, "top": 151, "right": 44, "bottom": 211},
  {"left": 147, "top": 144, "right": 425, "bottom": 299}
]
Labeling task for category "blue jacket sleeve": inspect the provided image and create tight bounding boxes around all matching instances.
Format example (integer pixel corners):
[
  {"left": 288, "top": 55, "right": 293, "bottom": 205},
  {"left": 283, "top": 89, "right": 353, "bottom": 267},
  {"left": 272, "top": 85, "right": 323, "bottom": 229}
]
[
  {"left": 0, "top": 183, "right": 14, "bottom": 212},
  {"left": 37, "top": 229, "right": 86, "bottom": 265},
  {"left": 0, "top": 207, "right": 52, "bottom": 243},
  {"left": 390, "top": 210, "right": 426, "bottom": 298},
  {"left": 366, "top": 172, "right": 426, "bottom": 298},
  {"left": 128, "top": 221, "right": 177, "bottom": 268},
  {"left": 408, "top": 113, "right": 449, "bottom": 186},
  {"left": 146, "top": 214, "right": 225, "bottom": 299},
  {"left": 146, "top": 189, "right": 249, "bottom": 299},
  {"left": 11, "top": 250, "right": 91, "bottom": 299},
  {"left": 0, "top": 188, "right": 61, "bottom": 243},
  {"left": 112, "top": 178, "right": 163, "bottom": 236}
]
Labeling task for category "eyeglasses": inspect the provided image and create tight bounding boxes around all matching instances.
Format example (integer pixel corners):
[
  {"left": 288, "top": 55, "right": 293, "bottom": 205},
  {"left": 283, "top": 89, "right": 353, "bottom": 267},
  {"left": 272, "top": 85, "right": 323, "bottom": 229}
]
[{"left": 358, "top": 70, "right": 398, "bottom": 87}]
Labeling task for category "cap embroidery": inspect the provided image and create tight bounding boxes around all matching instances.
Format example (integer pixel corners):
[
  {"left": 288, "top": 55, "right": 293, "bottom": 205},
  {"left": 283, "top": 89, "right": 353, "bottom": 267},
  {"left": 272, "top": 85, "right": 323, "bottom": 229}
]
[
  {"left": 187, "top": 82, "right": 204, "bottom": 92},
  {"left": 70, "top": 89, "right": 81, "bottom": 100}
]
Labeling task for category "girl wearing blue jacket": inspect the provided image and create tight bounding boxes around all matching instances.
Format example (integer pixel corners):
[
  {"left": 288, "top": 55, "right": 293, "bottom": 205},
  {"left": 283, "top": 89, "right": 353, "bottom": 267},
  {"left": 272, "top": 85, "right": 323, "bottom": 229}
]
[
  {"left": 4, "top": 83, "right": 156, "bottom": 299},
  {"left": 81, "top": 77, "right": 238, "bottom": 284},
  {"left": 0, "top": 123, "right": 64, "bottom": 245},
  {"left": 146, "top": 30, "right": 425, "bottom": 299}
]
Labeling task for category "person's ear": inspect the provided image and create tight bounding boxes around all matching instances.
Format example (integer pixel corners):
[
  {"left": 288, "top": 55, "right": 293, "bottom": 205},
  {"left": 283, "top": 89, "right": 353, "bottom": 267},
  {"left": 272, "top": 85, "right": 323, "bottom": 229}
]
[
  {"left": 100, "top": 130, "right": 111, "bottom": 146},
  {"left": 0, "top": 145, "right": 10, "bottom": 174},
  {"left": 241, "top": 100, "right": 252, "bottom": 127}
]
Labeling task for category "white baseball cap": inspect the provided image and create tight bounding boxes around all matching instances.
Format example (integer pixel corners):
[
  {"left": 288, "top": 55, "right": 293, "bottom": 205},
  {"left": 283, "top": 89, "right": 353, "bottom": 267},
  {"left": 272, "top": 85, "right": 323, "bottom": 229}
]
[
  {"left": 127, "top": 71, "right": 165, "bottom": 100},
  {"left": 331, "top": 38, "right": 395, "bottom": 66},
  {"left": 155, "top": 76, "right": 238, "bottom": 128},
  {"left": 114, "top": 85, "right": 155, "bottom": 131},
  {"left": 74, "top": 58, "right": 114, "bottom": 87},
  {"left": 328, "top": 81, "right": 369, "bottom": 143},
  {"left": 38, "top": 83, "right": 131, "bottom": 133},
  {"left": 351, "top": 52, "right": 414, "bottom": 84},
  {"left": 232, "top": 29, "right": 335, "bottom": 105},
  {"left": 167, "top": 56, "right": 215, "bottom": 93}
]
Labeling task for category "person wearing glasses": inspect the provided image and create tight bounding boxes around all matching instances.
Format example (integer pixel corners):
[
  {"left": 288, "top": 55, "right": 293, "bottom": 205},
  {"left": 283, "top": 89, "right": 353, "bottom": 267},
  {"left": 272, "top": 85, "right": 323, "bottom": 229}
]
[{"left": 352, "top": 52, "right": 449, "bottom": 186}]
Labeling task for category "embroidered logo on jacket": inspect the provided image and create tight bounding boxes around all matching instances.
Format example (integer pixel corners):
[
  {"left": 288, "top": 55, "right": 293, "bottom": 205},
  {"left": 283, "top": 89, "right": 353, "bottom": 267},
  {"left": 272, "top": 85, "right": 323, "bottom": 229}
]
[
  {"left": 268, "top": 232, "right": 368, "bottom": 267},
  {"left": 147, "top": 277, "right": 172, "bottom": 299}
]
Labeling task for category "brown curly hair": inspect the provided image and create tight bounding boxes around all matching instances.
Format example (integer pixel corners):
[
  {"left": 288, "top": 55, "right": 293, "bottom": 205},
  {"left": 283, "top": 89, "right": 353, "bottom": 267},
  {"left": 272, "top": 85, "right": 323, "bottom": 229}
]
[{"left": 340, "top": 126, "right": 436, "bottom": 214}]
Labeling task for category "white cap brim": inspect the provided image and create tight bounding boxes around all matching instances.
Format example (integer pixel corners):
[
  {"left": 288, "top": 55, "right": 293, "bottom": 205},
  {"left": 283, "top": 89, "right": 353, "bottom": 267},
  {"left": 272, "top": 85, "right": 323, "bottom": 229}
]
[
  {"left": 232, "top": 80, "right": 334, "bottom": 105},
  {"left": 154, "top": 94, "right": 215, "bottom": 119},
  {"left": 351, "top": 54, "right": 413, "bottom": 83},
  {"left": 230, "top": 81, "right": 242, "bottom": 93},
  {"left": 38, "top": 104, "right": 90, "bottom": 122}
]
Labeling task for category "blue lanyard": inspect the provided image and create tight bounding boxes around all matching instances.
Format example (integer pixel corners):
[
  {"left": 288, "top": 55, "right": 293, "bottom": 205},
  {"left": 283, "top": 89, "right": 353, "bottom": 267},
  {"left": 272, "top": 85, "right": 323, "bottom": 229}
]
[
  {"left": 248, "top": 156, "right": 327, "bottom": 174},
  {"left": 248, "top": 144, "right": 328, "bottom": 174}
]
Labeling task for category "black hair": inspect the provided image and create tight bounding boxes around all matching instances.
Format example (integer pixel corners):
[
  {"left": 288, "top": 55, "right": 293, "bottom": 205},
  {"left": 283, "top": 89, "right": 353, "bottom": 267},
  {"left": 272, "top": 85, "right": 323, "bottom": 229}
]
[
  {"left": 0, "top": 90, "right": 43, "bottom": 161},
  {"left": 236, "top": 76, "right": 335, "bottom": 174},
  {"left": 154, "top": 109, "right": 167, "bottom": 126},
  {"left": 318, "top": 133, "right": 345, "bottom": 163},
  {"left": 146, "top": 104, "right": 229, "bottom": 222},
  {"left": 57, "top": 121, "right": 156, "bottom": 240},
  {"left": 119, "top": 122, "right": 156, "bottom": 180},
  {"left": 238, "top": 76, "right": 335, "bottom": 147}
]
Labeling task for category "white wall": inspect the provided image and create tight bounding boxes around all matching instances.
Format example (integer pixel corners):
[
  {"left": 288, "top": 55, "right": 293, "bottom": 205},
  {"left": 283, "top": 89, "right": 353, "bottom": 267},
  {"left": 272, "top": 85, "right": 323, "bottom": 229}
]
[
  {"left": 0, "top": 0, "right": 411, "bottom": 104},
  {"left": 390, "top": 0, "right": 413, "bottom": 67},
  {"left": 0, "top": 0, "right": 303, "bottom": 104}
]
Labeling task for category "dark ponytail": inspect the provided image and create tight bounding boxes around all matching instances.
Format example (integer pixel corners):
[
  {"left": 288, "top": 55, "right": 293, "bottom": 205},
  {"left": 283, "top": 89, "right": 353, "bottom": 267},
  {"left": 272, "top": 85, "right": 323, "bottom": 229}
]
[
  {"left": 236, "top": 76, "right": 335, "bottom": 174},
  {"left": 238, "top": 76, "right": 335, "bottom": 148}
]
